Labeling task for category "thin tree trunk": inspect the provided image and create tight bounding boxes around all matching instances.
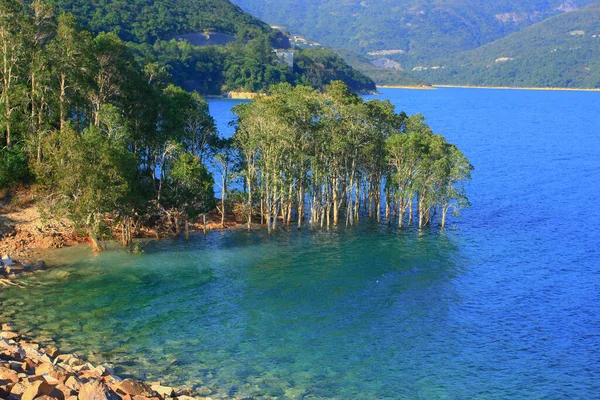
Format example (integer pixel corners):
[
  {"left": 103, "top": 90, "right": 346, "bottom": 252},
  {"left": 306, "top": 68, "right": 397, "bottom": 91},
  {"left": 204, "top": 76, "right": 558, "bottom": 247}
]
[
  {"left": 441, "top": 203, "right": 449, "bottom": 231},
  {"left": 247, "top": 176, "right": 252, "bottom": 231},
  {"left": 221, "top": 170, "right": 227, "bottom": 228}
]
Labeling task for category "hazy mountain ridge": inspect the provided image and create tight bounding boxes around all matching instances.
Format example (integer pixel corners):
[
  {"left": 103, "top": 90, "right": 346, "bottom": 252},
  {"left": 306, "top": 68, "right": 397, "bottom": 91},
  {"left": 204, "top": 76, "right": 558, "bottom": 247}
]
[
  {"left": 231, "top": 0, "right": 595, "bottom": 62},
  {"left": 232, "top": 0, "right": 600, "bottom": 87},
  {"left": 413, "top": 1, "right": 600, "bottom": 87}
]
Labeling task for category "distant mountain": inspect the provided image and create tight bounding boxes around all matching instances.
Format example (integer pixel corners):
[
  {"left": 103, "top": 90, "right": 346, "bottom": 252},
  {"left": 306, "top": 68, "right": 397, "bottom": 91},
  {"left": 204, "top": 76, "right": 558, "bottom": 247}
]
[
  {"left": 52, "top": 0, "right": 375, "bottom": 94},
  {"left": 231, "top": 0, "right": 600, "bottom": 88},
  {"left": 414, "top": 1, "right": 600, "bottom": 88},
  {"left": 231, "top": 0, "right": 595, "bottom": 63},
  {"left": 52, "top": 0, "right": 277, "bottom": 43},
  {"left": 333, "top": 49, "right": 430, "bottom": 87}
]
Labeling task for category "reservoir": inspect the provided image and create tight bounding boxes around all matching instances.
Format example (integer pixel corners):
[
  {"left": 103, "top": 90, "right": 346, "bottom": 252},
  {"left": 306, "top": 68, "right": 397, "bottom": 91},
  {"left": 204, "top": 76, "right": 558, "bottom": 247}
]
[{"left": 2, "top": 88, "right": 599, "bottom": 399}]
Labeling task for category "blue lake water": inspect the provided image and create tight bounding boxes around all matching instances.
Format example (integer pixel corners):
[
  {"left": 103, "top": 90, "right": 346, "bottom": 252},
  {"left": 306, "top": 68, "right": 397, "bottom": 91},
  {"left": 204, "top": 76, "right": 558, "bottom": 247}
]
[{"left": 2, "top": 88, "right": 600, "bottom": 399}]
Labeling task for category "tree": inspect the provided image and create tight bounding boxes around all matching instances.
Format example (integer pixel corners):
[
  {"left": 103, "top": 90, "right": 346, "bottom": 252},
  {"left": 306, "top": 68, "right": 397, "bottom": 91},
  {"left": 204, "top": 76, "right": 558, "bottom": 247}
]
[
  {"left": 212, "top": 137, "right": 238, "bottom": 228},
  {"left": 0, "top": 0, "right": 28, "bottom": 147},
  {"left": 25, "top": 0, "right": 55, "bottom": 162},
  {"left": 164, "top": 152, "right": 215, "bottom": 240},
  {"left": 43, "top": 127, "right": 138, "bottom": 250}
]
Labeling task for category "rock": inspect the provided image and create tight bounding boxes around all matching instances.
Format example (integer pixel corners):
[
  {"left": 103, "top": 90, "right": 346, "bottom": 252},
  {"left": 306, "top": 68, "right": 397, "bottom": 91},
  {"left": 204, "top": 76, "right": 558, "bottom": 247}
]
[
  {"left": 116, "top": 379, "right": 155, "bottom": 397},
  {"left": 73, "top": 362, "right": 93, "bottom": 373},
  {"left": 0, "top": 384, "right": 10, "bottom": 399},
  {"left": 42, "top": 373, "right": 62, "bottom": 385},
  {"left": 2, "top": 323, "right": 16, "bottom": 331},
  {"left": 0, "top": 366, "right": 19, "bottom": 383},
  {"left": 36, "top": 260, "right": 47, "bottom": 270},
  {"left": 151, "top": 384, "right": 175, "bottom": 398},
  {"left": 65, "top": 376, "right": 83, "bottom": 391},
  {"left": 2, "top": 255, "right": 16, "bottom": 266},
  {"left": 78, "top": 380, "right": 118, "bottom": 400},
  {"left": 9, "top": 381, "right": 28, "bottom": 396},
  {"left": 196, "top": 386, "right": 212, "bottom": 396},
  {"left": 55, "top": 383, "right": 77, "bottom": 399},
  {"left": 0, "top": 331, "right": 20, "bottom": 340},
  {"left": 36, "top": 362, "right": 56, "bottom": 375},
  {"left": 21, "top": 342, "right": 40, "bottom": 350},
  {"left": 175, "top": 396, "right": 196, "bottom": 400},
  {"left": 8, "top": 361, "right": 27, "bottom": 372},
  {"left": 23, "top": 345, "right": 44, "bottom": 362},
  {"left": 102, "top": 374, "right": 122, "bottom": 387},
  {"left": 45, "top": 345, "right": 60, "bottom": 358},
  {"left": 24, "top": 374, "right": 46, "bottom": 383},
  {"left": 91, "top": 365, "right": 110, "bottom": 376},
  {"left": 21, "top": 380, "right": 56, "bottom": 400}
]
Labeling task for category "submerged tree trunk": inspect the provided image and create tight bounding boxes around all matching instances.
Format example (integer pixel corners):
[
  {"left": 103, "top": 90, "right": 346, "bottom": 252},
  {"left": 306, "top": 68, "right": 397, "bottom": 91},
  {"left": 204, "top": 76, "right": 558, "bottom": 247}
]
[
  {"left": 298, "top": 184, "right": 304, "bottom": 230},
  {"left": 247, "top": 176, "right": 252, "bottom": 231},
  {"left": 441, "top": 205, "right": 449, "bottom": 231},
  {"left": 89, "top": 234, "right": 103, "bottom": 252}
]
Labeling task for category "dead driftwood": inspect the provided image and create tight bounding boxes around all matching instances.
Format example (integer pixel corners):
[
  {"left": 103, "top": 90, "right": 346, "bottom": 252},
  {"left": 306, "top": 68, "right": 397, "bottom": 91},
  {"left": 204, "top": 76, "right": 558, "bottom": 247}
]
[{"left": 0, "top": 278, "right": 23, "bottom": 288}]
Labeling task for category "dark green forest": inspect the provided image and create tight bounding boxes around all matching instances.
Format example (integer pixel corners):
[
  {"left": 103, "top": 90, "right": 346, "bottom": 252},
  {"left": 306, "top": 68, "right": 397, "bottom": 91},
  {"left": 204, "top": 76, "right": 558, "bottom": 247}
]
[{"left": 48, "top": 0, "right": 375, "bottom": 94}]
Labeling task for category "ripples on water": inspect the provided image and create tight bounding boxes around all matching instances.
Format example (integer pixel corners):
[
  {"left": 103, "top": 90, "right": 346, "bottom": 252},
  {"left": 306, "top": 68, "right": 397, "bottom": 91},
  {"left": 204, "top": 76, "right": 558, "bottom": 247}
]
[{"left": 2, "top": 88, "right": 599, "bottom": 399}]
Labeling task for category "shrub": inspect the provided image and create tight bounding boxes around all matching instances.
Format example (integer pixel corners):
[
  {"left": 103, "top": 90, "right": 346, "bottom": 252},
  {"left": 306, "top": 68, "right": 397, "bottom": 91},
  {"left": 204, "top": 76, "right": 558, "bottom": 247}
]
[{"left": 0, "top": 146, "right": 29, "bottom": 188}]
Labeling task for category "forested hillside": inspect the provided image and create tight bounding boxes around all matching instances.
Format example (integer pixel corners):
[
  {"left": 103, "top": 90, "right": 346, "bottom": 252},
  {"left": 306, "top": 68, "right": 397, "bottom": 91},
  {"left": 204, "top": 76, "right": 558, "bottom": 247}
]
[
  {"left": 232, "top": 0, "right": 600, "bottom": 88},
  {"left": 50, "top": 0, "right": 375, "bottom": 94},
  {"left": 232, "top": 0, "right": 595, "bottom": 62},
  {"left": 414, "top": 1, "right": 600, "bottom": 88},
  {"left": 52, "top": 0, "right": 276, "bottom": 43}
]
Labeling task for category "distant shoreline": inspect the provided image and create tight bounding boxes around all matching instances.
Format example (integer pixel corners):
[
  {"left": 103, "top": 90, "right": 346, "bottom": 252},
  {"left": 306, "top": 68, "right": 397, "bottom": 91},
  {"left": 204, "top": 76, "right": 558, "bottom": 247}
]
[
  {"left": 433, "top": 84, "right": 600, "bottom": 92},
  {"left": 376, "top": 84, "right": 600, "bottom": 92},
  {"left": 376, "top": 85, "right": 435, "bottom": 90}
]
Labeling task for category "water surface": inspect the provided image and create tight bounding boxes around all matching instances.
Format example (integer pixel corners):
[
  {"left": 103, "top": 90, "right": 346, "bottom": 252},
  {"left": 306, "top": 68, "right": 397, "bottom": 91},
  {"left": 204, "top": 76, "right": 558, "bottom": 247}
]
[{"left": 2, "top": 88, "right": 599, "bottom": 399}]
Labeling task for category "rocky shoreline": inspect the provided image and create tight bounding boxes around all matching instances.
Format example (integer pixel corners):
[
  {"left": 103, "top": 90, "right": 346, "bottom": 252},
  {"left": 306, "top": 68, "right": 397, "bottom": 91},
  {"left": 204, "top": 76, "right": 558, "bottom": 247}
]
[
  {"left": 0, "top": 323, "right": 213, "bottom": 400},
  {"left": 0, "top": 256, "right": 216, "bottom": 400}
]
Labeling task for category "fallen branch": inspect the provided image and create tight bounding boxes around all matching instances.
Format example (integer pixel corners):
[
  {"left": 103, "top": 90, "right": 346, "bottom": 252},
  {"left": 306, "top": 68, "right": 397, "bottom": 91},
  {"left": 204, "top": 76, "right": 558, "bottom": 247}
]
[{"left": 0, "top": 278, "right": 23, "bottom": 288}]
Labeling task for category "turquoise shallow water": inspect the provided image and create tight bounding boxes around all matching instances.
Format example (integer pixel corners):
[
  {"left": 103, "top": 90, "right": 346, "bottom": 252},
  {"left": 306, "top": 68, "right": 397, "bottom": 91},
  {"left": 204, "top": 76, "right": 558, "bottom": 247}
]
[{"left": 2, "top": 88, "right": 600, "bottom": 399}]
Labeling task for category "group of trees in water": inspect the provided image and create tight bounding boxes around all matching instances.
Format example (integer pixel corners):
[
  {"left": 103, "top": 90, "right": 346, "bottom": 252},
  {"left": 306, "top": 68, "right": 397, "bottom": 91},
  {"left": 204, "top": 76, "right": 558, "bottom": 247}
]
[
  {"left": 0, "top": 0, "right": 472, "bottom": 248},
  {"left": 233, "top": 82, "right": 473, "bottom": 232}
]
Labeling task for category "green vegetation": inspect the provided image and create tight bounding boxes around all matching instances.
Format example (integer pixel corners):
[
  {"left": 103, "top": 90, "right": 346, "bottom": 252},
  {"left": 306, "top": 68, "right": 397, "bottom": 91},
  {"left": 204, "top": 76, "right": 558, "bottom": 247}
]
[
  {"left": 232, "top": 0, "right": 594, "bottom": 61},
  {"left": 49, "top": 0, "right": 375, "bottom": 94},
  {"left": 232, "top": 0, "right": 600, "bottom": 88},
  {"left": 233, "top": 82, "right": 472, "bottom": 232},
  {"left": 414, "top": 2, "right": 600, "bottom": 88},
  {"left": 0, "top": 0, "right": 217, "bottom": 248},
  {"left": 51, "top": 0, "right": 274, "bottom": 43},
  {"left": 0, "top": 0, "right": 470, "bottom": 249},
  {"left": 334, "top": 49, "right": 430, "bottom": 87}
]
